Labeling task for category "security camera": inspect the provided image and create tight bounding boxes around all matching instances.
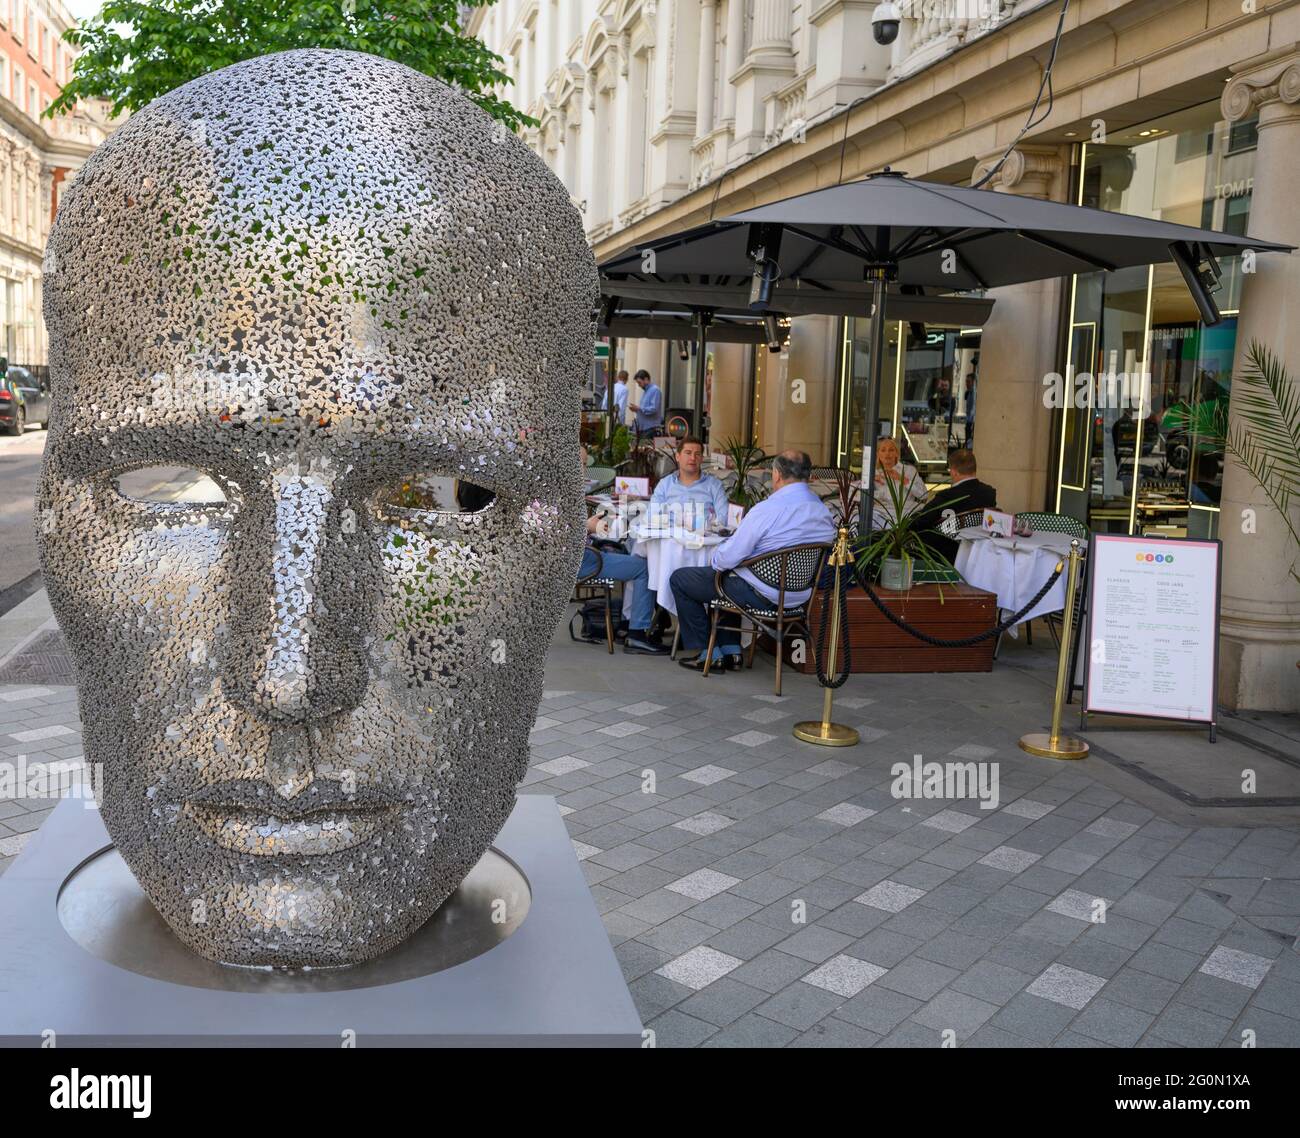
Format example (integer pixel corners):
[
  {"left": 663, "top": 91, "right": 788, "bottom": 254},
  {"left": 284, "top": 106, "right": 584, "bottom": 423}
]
[{"left": 872, "top": 1, "right": 901, "bottom": 45}]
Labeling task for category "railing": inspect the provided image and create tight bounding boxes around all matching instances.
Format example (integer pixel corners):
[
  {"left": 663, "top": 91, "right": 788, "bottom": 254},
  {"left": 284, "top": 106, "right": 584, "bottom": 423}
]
[
  {"left": 689, "top": 134, "right": 715, "bottom": 189},
  {"left": 891, "top": 0, "right": 1026, "bottom": 80},
  {"left": 766, "top": 75, "right": 807, "bottom": 146},
  {"left": 45, "top": 114, "right": 112, "bottom": 146}
]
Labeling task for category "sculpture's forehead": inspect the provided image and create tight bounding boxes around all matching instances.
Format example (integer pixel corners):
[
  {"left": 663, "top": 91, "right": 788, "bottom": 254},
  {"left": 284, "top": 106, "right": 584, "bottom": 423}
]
[{"left": 43, "top": 50, "right": 595, "bottom": 479}]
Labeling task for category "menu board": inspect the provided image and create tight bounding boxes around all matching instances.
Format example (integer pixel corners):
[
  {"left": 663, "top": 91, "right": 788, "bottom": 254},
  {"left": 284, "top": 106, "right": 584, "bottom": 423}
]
[{"left": 1083, "top": 534, "right": 1220, "bottom": 724}]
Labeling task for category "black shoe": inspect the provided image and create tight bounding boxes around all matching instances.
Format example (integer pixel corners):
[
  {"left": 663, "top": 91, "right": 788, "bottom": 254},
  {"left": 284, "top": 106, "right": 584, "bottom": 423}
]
[
  {"left": 678, "top": 653, "right": 731, "bottom": 672},
  {"left": 625, "top": 636, "right": 669, "bottom": 656}
]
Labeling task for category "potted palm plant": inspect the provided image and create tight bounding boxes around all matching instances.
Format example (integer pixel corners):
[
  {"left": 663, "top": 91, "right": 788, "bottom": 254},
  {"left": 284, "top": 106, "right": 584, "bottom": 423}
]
[
  {"left": 719, "top": 436, "right": 770, "bottom": 508},
  {"left": 1165, "top": 340, "right": 1299, "bottom": 587},
  {"left": 826, "top": 468, "right": 860, "bottom": 527},
  {"left": 1166, "top": 340, "right": 1300, "bottom": 668},
  {"left": 854, "top": 464, "right": 954, "bottom": 591}
]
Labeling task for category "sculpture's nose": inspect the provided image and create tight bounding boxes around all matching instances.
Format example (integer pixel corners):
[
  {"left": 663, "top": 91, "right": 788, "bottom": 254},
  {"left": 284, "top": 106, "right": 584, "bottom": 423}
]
[{"left": 234, "top": 464, "right": 371, "bottom": 723}]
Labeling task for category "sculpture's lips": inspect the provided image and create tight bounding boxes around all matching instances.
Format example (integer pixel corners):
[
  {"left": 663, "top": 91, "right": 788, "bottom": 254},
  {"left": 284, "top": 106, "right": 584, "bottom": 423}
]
[
  {"left": 184, "top": 779, "right": 407, "bottom": 814},
  {"left": 180, "top": 780, "right": 408, "bottom": 856},
  {"left": 183, "top": 803, "right": 401, "bottom": 856}
]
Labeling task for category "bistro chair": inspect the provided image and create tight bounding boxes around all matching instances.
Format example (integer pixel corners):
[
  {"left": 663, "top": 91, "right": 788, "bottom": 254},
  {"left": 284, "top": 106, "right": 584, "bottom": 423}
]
[
  {"left": 991, "top": 512, "right": 1089, "bottom": 653},
  {"left": 956, "top": 509, "right": 985, "bottom": 531},
  {"left": 810, "top": 465, "right": 848, "bottom": 482},
  {"left": 1014, "top": 511, "right": 1090, "bottom": 541},
  {"left": 1012, "top": 513, "right": 1090, "bottom": 648},
  {"left": 585, "top": 464, "right": 617, "bottom": 495},
  {"left": 573, "top": 546, "right": 618, "bottom": 654},
  {"left": 701, "top": 542, "right": 831, "bottom": 695}
]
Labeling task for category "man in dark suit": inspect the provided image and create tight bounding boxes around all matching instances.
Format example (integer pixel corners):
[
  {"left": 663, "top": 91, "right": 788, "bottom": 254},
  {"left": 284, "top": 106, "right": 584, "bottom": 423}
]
[{"left": 920, "top": 449, "right": 997, "bottom": 564}]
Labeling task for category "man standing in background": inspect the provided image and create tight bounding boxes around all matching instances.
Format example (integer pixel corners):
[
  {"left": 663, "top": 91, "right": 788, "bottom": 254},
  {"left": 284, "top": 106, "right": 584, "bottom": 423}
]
[
  {"left": 629, "top": 369, "right": 664, "bottom": 435},
  {"left": 602, "top": 368, "right": 629, "bottom": 424}
]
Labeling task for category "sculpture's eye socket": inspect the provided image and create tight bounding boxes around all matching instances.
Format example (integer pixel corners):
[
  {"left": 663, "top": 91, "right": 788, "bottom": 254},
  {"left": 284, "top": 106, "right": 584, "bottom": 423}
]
[
  {"left": 113, "top": 466, "right": 229, "bottom": 505},
  {"left": 376, "top": 475, "right": 496, "bottom": 519}
]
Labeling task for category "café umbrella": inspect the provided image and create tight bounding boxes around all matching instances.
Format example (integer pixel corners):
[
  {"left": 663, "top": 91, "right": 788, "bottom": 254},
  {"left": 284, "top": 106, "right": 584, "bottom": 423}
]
[
  {"left": 599, "top": 168, "right": 1293, "bottom": 532},
  {"left": 596, "top": 277, "right": 995, "bottom": 442}
]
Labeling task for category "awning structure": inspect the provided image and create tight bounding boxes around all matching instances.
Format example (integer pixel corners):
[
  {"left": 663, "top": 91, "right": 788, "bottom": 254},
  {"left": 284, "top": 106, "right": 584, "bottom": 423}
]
[
  {"left": 601, "top": 278, "right": 995, "bottom": 324},
  {"left": 596, "top": 274, "right": 995, "bottom": 440},
  {"left": 599, "top": 305, "right": 788, "bottom": 345},
  {"left": 598, "top": 168, "right": 1294, "bottom": 531},
  {"left": 600, "top": 170, "right": 1291, "bottom": 292}
]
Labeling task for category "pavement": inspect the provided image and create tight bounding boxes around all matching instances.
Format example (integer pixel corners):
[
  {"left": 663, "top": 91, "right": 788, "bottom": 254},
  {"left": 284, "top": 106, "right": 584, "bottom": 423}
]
[{"left": 1, "top": 580, "right": 1298, "bottom": 1047}]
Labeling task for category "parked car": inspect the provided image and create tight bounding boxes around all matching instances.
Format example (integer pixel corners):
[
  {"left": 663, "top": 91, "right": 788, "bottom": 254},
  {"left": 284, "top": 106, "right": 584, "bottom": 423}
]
[{"left": 0, "top": 367, "right": 49, "bottom": 434}]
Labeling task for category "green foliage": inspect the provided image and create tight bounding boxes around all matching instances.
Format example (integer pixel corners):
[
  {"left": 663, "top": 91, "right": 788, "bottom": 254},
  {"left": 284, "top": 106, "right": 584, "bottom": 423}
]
[
  {"left": 384, "top": 530, "right": 482, "bottom": 637},
  {"left": 853, "top": 467, "right": 952, "bottom": 590},
  {"left": 47, "top": 0, "right": 533, "bottom": 130},
  {"left": 1165, "top": 339, "right": 1300, "bottom": 585},
  {"left": 719, "top": 437, "right": 769, "bottom": 508},
  {"left": 611, "top": 426, "right": 631, "bottom": 466},
  {"left": 593, "top": 423, "right": 631, "bottom": 468}
]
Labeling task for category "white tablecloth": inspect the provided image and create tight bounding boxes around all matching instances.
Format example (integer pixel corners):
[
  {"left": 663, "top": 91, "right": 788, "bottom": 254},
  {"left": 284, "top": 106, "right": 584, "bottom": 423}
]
[
  {"left": 627, "top": 526, "right": 724, "bottom": 615},
  {"left": 954, "top": 527, "right": 1074, "bottom": 633}
]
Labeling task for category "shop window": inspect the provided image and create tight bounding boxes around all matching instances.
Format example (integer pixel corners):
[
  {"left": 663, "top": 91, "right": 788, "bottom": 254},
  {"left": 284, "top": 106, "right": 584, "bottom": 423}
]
[
  {"left": 1227, "top": 118, "right": 1258, "bottom": 155},
  {"left": 837, "top": 319, "right": 981, "bottom": 478},
  {"left": 1054, "top": 100, "right": 1255, "bottom": 538}
]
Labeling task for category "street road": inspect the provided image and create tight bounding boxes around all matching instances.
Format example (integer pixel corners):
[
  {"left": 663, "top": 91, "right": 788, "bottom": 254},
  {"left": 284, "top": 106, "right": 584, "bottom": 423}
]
[{"left": 0, "top": 425, "right": 47, "bottom": 601}]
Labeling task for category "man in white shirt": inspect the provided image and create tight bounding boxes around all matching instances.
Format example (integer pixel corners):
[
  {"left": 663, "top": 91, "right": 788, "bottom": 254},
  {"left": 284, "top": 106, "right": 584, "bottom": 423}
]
[
  {"left": 650, "top": 436, "right": 729, "bottom": 529},
  {"left": 600, "top": 369, "right": 629, "bottom": 424},
  {"left": 669, "top": 449, "right": 835, "bottom": 670}
]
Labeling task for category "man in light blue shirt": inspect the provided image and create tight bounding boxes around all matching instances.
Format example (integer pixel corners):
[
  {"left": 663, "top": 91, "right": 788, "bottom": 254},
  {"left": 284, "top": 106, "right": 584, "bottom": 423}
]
[
  {"left": 629, "top": 369, "right": 664, "bottom": 434},
  {"left": 650, "top": 436, "right": 729, "bottom": 529},
  {"left": 600, "top": 369, "right": 629, "bottom": 424},
  {"left": 670, "top": 449, "right": 835, "bottom": 669}
]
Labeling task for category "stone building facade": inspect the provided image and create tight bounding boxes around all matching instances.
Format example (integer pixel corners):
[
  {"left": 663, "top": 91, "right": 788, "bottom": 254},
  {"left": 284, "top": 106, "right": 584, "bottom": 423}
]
[
  {"left": 0, "top": 0, "right": 111, "bottom": 368},
  {"left": 469, "top": 0, "right": 1300, "bottom": 712}
]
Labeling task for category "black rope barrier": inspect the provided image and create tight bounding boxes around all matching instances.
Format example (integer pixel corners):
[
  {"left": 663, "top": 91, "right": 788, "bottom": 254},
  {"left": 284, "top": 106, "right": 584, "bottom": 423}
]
[
  {"left": 813, "top": 561, "right": 855, "bottom": 689},
  {"left": 724, "top": 550, "right": 1069, "bottom": 689},
  {"left": 850, "top": 560, "right": 1065, "bottom": 649}
]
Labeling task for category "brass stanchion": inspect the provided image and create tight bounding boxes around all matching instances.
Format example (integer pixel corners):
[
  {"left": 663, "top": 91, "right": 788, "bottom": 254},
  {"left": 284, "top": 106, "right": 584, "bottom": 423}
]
[
  {"left": 1019, "top": 538, "right": 1090, "bottom": 760},
  {"left": 794, "top": 526, "right": 860, "bottom": 747}
]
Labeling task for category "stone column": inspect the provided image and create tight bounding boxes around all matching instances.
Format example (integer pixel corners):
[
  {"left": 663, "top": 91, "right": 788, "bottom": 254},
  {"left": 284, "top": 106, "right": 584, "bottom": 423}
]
[
  {"left": 696, "top": 0, "right": 717, "bottom": 138},
  {"left": 27, "top": 157, "right": 39, "bottom": 246},
  {"left": 0, "top": 138, "right": 10, "bottom": 235},
  {"left": 16, "top": 156, "right": 28, "bottom": 244},
  {"left": 721, "top": 0, "right": 743, "bottom": 124},
  {"left": 38, "top": 163, "right": 53, "bottom": 237},
  {"left": 728, "top": 0, "right": 795, "bottom": 161},
  {"left": 1217, "top": 47, "right": 1300, "bottom": 711},
  {"left": 968, "top": 146, "right": 1069, "bottom": 516},
  {"left": 750, "top": 0, "right": 791, "bottom": 56}
]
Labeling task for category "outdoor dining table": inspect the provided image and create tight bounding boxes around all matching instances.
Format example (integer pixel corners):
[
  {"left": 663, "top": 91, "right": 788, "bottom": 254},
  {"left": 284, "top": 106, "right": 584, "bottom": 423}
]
[
  {"left": 585, "top": 494, "right": 728, "bottom": 616},
  {"left": 953, "top": 526, "right": 1074, "bottom": 635},
  {"left": 626, "top": 522, "right": 725, "bottom": 616}
]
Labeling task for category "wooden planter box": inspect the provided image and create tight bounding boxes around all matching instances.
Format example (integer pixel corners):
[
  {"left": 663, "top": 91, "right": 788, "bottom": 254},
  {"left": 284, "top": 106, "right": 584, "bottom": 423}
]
[{"left": 772, "top": 582, "right": 998, "bottom": 674}]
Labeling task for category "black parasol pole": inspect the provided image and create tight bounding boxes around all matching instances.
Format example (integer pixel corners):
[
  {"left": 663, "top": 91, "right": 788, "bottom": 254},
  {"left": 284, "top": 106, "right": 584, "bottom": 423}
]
[
  {"left": 692, "top": 309, "right": 712, "bottom": 438},
  {"left": 606, "top": 332, "right": 618, "bottom": 447},
  {"left": 858, "top": 262, "right": 893, "bottom": 537}
]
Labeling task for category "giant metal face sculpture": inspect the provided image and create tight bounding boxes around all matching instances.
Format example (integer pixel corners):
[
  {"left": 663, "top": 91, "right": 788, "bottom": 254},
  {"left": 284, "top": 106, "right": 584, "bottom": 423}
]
[{"left": 36, "top": 49, "right": 594, "bottom": 966}]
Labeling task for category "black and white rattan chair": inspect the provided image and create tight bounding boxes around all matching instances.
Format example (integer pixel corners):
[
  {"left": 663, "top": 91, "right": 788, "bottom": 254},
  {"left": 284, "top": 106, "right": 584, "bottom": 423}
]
[
  {"left": 1014, "top": 511, "right": 1089, "bottom": 541},
  {"left": 702, "top": 542, "right": 831, "bottom": 695},
  {"left": 574, "top": 546, "right": 617, "bottom": 654}
]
